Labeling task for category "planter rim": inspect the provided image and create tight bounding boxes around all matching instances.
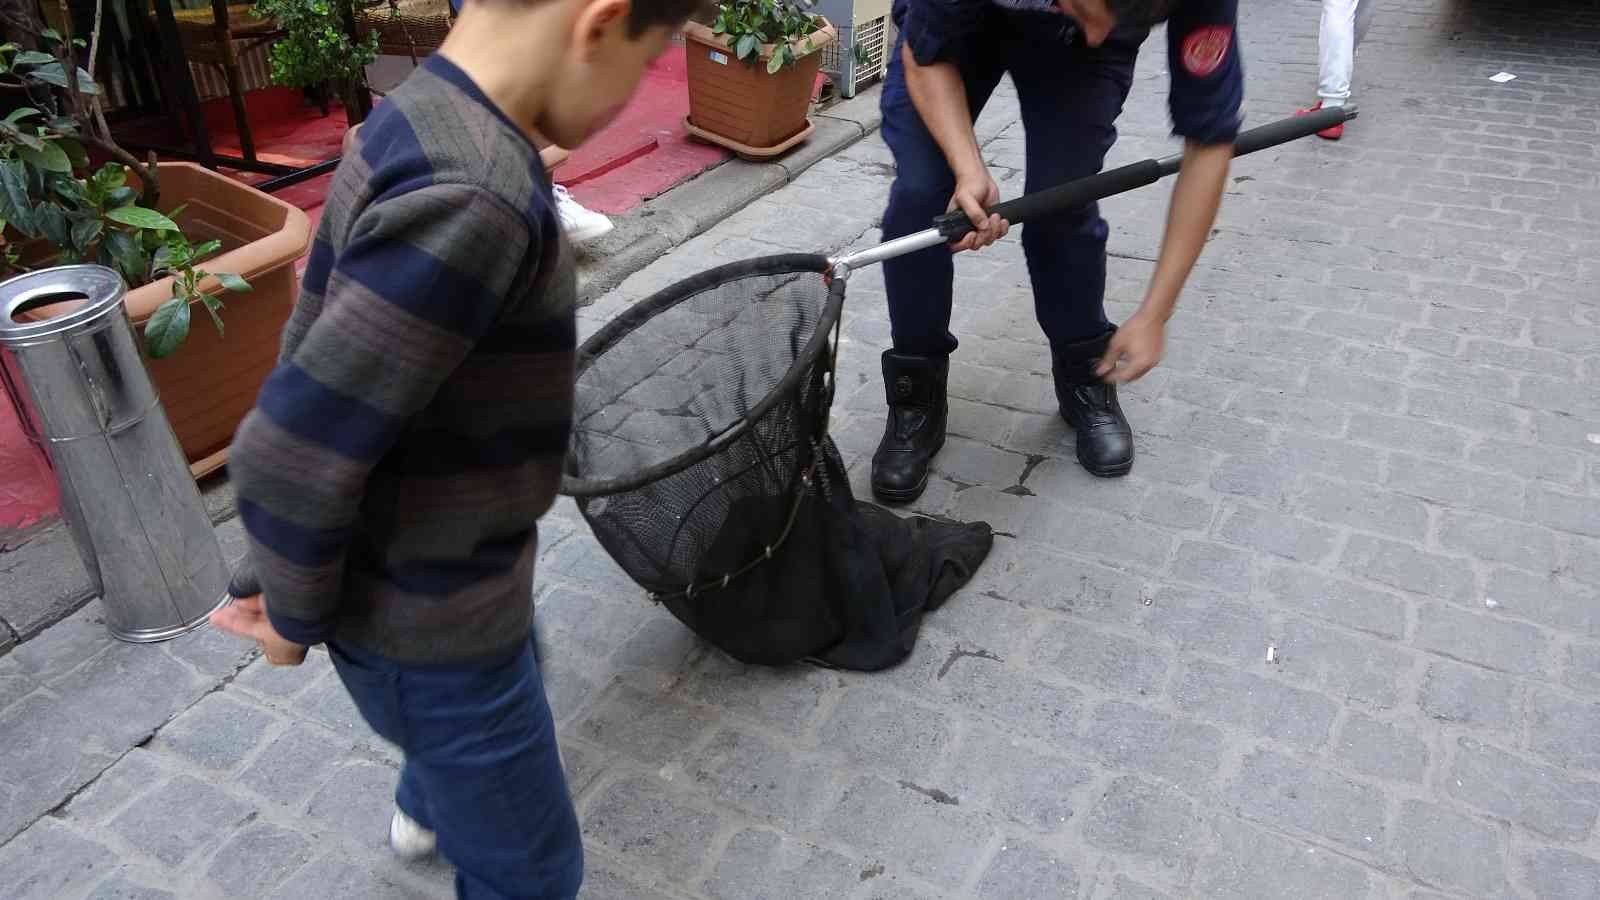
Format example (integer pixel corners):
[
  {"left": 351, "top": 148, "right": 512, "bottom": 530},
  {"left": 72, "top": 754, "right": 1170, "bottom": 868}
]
[
  {"left": 124, "top": 162, "right": 313, "bottom": 322},
  {"left": 682, "top": 18, "right": 837, "bottom": 64}
]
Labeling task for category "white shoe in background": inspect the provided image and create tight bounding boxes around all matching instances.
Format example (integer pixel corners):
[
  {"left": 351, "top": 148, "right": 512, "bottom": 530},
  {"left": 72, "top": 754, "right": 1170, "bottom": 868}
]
[
  {"left": 552, "top": 184, "right": 614, "bottom": 243},
  {"left": 389, "top": 806, "right": 437, "bottom": 860}
]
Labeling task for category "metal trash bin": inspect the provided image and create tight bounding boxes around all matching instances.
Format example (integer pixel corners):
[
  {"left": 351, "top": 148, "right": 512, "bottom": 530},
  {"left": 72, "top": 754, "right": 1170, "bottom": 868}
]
[{"left": 0, "top": 265, "right": 228, "bottom": 642}]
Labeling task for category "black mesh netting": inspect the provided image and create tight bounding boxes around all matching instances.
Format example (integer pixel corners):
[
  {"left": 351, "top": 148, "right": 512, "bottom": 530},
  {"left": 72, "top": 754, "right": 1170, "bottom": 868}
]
[{"left": 563, "top": 254, "right": 995, "bottom": 671}]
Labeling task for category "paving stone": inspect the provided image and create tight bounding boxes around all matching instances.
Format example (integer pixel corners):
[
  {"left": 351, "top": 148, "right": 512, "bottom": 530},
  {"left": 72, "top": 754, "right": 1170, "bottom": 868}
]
[
  {"left": 704, "top": 829, "right": 861, "bottom": 900},
  {"left": 1385, "top": 453, "right": 1524, "bottom": 519},
  {"left": 1195, "top": 817, "right": 1373, "bottom": 900},
  {"left": 1528, "top": 485, "right": 1600, "bottom": 539},
  {"left": 1448, "top": 736, "right": 1600, "bottom": 841},
  {"left": 974, "top": 839, "right": 1079, "bottom": 900},
  {"left": 107, "top": 774, "right": 255, "bottom": 867},
  {"left": 1219, "top": 506, "right": 1338, "bottom": 564},
  {"left": 304, "top": 760, "right": 399, "bottom": 850},
  {"left": 1143, "top": 587, "right": 1271, "bottom": 662},
  {"left": 685, "top": 727, "right": 834, "bottom": 830},
  {"left": 1341, "top": 536, "right": 1474, "bottom": 603},
  {"left": 1083, "top": 776, "right": 1200, "bottom": 875},
  {"left": 1274, "top": 617, "right": 1414, "bottom": 710},
  {"left": 1002, "top": 548, "right": 1149, "bottom": 623},
  {"left": 1485, "top": 568, "right": 1599, "bottom": 636},
  {"left": 1416, "top": 603, "right": 1551, "bottom": 676},
  {"left": 933, "top": 436, "right": 1030, "bottom": 487},
  {"left": 575, "top": 683, "right": 717, "bottom": 768},
  {"left": 1390, "top": 801, "right": 1508, "bottom": 898},
  {"left": 1132, "top": 436, "right": 1218, "bottom": 487},
  {"left": 1224, "top": 389, "right": 1345, "bottom": 436},
  {"left": 1337, "top": 713, "right": 1428, "bottom": 785},
  {"left": 1174, "top": 660, "right": 1337, "bottom": 750},
  {"left": 62, "top": 748, "right": 169, "bottom": 824},
  {"left": 232, "top": 648, "right": 332, "bottom": 700},
  {"left": 0, "top": 819, "right": 120, "bottom": 900},
  {"left": 1168, "top": 541, "right": 1253, "bottom": 593},
  {"left": 536, "top": 586, "right": 654, "bottom": 663},
  {"left": 160, "top": 622, "right": 257, "bottom": 680},
  {"left": 1530, "top": 689, "right": 1600, "bottom": 771},
  {"left": 1226, "top": 748, "right": 1386, "bottom": 851},
  {"left": 265, "top": 853, "right": 434, "bottom": 900},
  {"left": 1565, "top": 640, "right": 1600, "bottom": 694},
  {"left": 947, "top": 729, "right": 1092, "bottom": 832},
  {"left": 1418, "top": 658, "right": 1522, "bottom": 736},
  {"left": 1348, "top": 411, "right": 1467, "bottom": 460},
  {"left": 1297, "top": 476, "right": 1429, "bottom": 542},
  {"left": 1024, "top": 503, "right": 1174, "bottom": 572},
  {"left": 1524, "top": 848, "right": 1600, "bottom": 900},
  {"left": 1034, "top": 621, "right": 1170, "bottom": 696},
  {"left": 83, "top": 869, "right": 178, "bottom": 900},
  {"left": 822, "top": 775, "right": 993, "bottom": 884},
  {"left": 1210, "top": 452, "right": 1300, "bottom": 506},
  {"left": 48, "top": 641, "right": 206, "bottom": 748},
  {"left": 1276, "top": 430, "right": 1384, "bottom": 485},
  {"left": 818, "top": 686, "right": 957, "bottom": 776},
  {"left": 1138, "top": 486, "right": 1215, "bottom": 532},
  {"left": 151, "top": 692, "right": 280, "bottom": 772},
  {"left": 205, "top": 821, "right": 316, "bottom": 897},
  {"left": 1265, "top": 565, "right": 1407, "bottom": 639},
  {"left": 936, "top": 651, "right": 1083, "bottom": 746},
  {"left": 682, "top": 653, "right": 835, "bottom": 739},
  {"left": 1081, "top": 701, "right": 1226, "bottom": 789},
  {"left": 238, "top": 722, "right": 353, "bottom": 808},
  {"left": 0, "top": 693, "right": 119, "bottom": 838}
]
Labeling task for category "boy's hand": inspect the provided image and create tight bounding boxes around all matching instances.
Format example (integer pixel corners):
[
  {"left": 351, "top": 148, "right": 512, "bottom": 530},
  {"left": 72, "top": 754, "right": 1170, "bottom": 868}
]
[
  {"left": 211, "top": 595, "right": 308, "bottom": 666},
  {"left": 1096, "top": 313, "right": 1166, "bottom": 384},
  {"left": 948, "top": 166, "right": 1009, "bottom": 253}
]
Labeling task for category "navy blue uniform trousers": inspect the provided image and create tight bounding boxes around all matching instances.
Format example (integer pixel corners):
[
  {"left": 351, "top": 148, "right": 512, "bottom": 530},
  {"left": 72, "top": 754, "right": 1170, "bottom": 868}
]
[{"left": 880, "top": 16, "right": 1147, "bottom": 357}]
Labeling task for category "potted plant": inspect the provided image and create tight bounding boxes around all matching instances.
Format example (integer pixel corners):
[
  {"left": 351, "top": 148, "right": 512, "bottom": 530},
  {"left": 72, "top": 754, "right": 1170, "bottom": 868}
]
[
  {"left": 252, "top": 0, "right": 379, "bottom": 115},
  {"left": 683, "top": 0, "right": 835, "bottom": 159},
  {"left": 0, "top": 2, "right": 312, "bottom": 475}
]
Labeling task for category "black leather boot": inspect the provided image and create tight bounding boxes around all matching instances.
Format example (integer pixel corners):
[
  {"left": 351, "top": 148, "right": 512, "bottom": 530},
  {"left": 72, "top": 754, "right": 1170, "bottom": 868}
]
[
  {"left": 1053, "top": 328, "right": 1134, "bottom": 478},
  {"left": 871, "top": 350, "right": 948, "bottom": 504}
]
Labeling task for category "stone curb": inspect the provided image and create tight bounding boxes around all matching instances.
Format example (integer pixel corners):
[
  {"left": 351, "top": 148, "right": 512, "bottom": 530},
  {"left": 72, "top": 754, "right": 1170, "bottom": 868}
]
[{"left": 574, "top": 85, "right": 883, "bottom": 303}]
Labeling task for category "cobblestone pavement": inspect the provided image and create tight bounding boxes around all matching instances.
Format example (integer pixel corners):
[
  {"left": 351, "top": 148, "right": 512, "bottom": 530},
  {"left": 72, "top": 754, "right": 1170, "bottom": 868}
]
[{"left": 6, "top": 0, "right": 1600, "bottom": 897}]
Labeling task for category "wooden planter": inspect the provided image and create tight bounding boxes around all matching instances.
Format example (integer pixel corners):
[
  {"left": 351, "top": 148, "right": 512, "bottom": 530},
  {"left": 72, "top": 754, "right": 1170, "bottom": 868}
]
[
  {"left": 14, "top": 162, "right": 312, "bottom": 476},
  {"left": 683, "top": 20, "right": 836, "bottom": 159}
]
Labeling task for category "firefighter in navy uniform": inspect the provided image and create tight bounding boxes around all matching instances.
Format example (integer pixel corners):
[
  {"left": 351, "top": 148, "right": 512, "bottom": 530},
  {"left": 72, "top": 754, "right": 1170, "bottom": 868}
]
[{"left": 870, "top": 0, "right": 1244, "bottom": 503}]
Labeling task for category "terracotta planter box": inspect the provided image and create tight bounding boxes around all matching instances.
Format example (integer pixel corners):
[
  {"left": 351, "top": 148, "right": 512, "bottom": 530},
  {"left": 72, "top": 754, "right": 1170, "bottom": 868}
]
[
  {"left": 683, "top": 20, "right": 837, "bottom": 158},
  {"left": 14, "top": 162, "right": 312, "bottom": 474}
]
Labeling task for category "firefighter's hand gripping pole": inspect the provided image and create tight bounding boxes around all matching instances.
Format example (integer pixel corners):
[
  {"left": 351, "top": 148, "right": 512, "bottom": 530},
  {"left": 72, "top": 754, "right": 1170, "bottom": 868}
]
[{"left": 828, "top": 104, "right": 1357, "bottom": 279}]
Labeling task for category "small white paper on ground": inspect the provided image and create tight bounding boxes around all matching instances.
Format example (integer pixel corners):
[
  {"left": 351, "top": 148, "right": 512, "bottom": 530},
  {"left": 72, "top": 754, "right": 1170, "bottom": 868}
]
[{"left": 1490, "top": 72, "right": 1518, "bottom": 83}]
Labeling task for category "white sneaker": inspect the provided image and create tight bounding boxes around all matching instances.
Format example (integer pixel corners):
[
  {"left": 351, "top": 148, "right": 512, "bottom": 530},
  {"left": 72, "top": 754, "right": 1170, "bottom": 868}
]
[
  {"left": 552, "top": 184, "right": 614, "bottom": 243},
  {"left": 389, "top": 806, "right": 437, "bottom": 860}
]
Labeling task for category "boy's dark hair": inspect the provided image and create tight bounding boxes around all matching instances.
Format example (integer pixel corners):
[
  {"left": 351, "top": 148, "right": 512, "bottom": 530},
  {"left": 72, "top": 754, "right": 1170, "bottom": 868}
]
[
  {"left": 1108, "top": 0, "right": 1181, "bottom": 26},
  {"left": 627, "top": 0, "right": 717, "bottom": 35}
]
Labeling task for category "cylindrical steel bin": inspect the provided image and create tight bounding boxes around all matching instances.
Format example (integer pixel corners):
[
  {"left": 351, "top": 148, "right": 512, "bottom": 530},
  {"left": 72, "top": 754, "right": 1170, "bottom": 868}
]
[{"left": 0, "top": 265, "right": 228, "bottom": 641}]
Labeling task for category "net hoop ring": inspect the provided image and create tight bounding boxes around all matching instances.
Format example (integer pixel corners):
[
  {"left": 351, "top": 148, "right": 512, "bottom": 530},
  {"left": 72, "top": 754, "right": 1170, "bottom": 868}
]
[{"left": 559, "top": 253, "right": 843, "bottom": 499}]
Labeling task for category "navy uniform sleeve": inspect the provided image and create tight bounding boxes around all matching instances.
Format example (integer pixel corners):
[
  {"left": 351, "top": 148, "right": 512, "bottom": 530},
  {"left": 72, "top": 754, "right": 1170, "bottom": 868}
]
[
  {"left": 1166, "top": 0, "right": 1244, "bottom": 144},
  {"left": 892, "top": 0, "right": 986, "bottom": 67}
]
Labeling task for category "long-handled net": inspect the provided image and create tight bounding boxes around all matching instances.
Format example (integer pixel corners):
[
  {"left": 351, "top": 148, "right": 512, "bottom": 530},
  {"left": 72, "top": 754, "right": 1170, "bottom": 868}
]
[{"left": 561, "top": 107, "right": 1357, "bottom": 669}]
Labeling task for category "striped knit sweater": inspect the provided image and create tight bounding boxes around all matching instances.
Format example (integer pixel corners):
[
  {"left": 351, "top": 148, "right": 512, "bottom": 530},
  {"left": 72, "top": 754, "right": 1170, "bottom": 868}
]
[{"left": 230, "top": 54, "right": 576, "bottom": 666}]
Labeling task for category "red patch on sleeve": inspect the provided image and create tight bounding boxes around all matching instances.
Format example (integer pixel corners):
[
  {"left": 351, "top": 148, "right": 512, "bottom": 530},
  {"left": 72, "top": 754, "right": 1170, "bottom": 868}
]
[{"left": 1181, "top": 25, "right": 1232, "bottom": 78}]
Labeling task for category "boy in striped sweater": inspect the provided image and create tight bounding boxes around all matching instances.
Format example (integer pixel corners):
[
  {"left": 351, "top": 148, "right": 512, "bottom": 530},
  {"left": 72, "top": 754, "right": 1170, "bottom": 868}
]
[{"left": 210, "top": 0, "right": 702, "bottom": 895}]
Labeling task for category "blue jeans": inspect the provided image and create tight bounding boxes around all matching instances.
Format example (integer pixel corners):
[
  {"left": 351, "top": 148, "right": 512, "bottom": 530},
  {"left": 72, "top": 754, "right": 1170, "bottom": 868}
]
[
  {"left": 879, "top": 16, "right": 1146, "bottom": 357},
  {"left": 327, "top": 635, "right": 583, "bottom": 899}
]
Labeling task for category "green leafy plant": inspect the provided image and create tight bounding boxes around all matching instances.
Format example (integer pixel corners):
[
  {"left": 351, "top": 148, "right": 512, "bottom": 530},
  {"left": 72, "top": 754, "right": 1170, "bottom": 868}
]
[
  {"left": 144, "top": 229, "right": 253, "bottom": 358},
  {"left": 251, "top": 0, "right": 378, "bottom": 90},
  {"left": 0, "top": 113, "right": 250, "bottom": 358},
  {"left": 711, "top": 0, "right": 825, "bottom": 74}
]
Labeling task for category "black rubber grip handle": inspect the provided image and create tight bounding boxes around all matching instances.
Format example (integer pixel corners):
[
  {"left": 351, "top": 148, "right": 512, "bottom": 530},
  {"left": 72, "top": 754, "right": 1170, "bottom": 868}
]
[
  {"left": 1234, "top": 104, "right": 1351, "bottom": 156},
  {"left": 934, "top": 159, "right": 1163, "bottom": 241},
  {"left": 933, "top": 105, "right": 1358, "bottom": 242}
]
